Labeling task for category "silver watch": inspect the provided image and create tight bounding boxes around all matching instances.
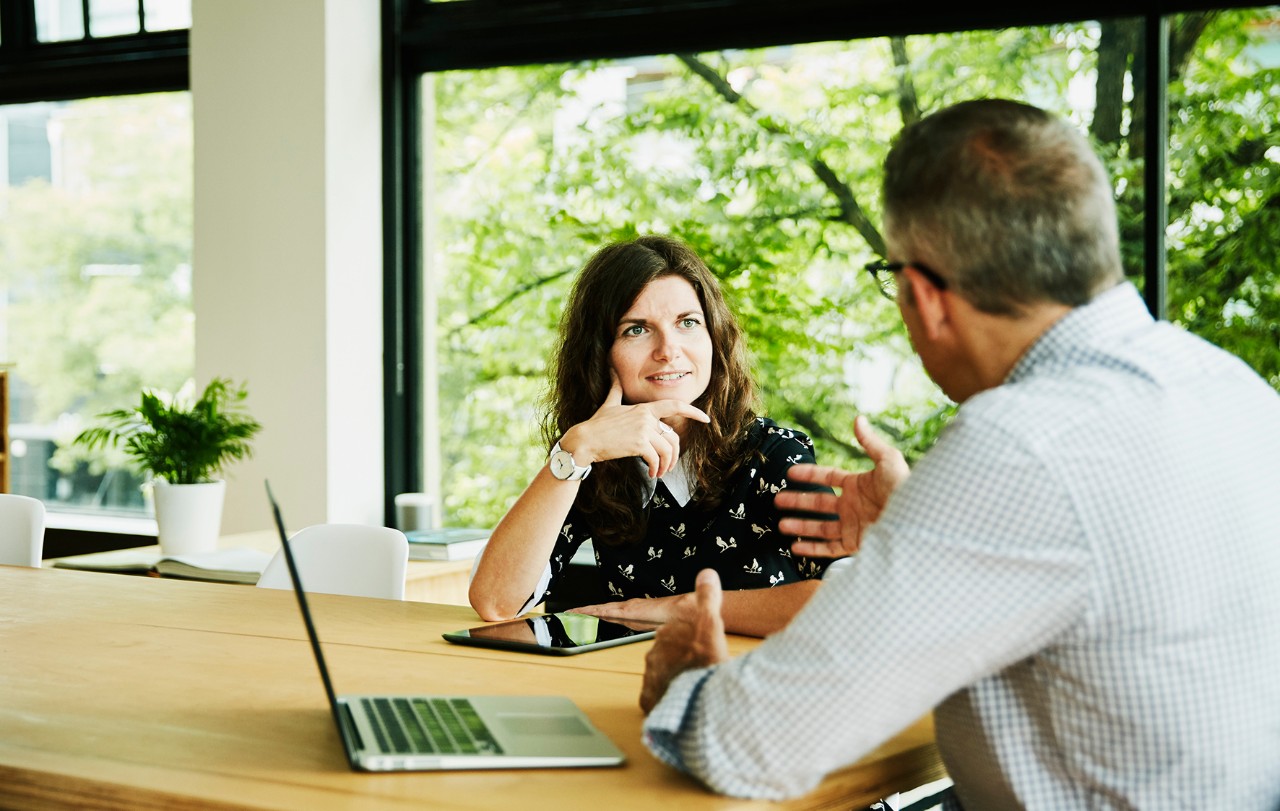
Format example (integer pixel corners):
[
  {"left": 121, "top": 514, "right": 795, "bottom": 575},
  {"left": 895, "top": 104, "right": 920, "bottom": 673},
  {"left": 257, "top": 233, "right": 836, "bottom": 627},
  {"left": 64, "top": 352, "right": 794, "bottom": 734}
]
[{"left": 549, "top": 441, "right": 591, "bottom": 481}]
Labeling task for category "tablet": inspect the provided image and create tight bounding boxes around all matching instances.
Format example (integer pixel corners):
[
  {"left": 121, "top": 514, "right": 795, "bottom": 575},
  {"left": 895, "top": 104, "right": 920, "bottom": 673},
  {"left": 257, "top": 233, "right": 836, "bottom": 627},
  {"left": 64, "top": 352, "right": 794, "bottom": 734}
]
[{"left": 442, "top": 612, "right": 660, "bottom": 655}]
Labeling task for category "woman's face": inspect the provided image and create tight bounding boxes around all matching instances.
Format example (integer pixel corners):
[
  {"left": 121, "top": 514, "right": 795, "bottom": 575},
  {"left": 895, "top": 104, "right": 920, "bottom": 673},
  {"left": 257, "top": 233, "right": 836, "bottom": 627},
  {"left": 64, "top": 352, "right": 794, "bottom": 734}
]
[{"left": 609, "top": 275, "right": 713, "bottom": 406}]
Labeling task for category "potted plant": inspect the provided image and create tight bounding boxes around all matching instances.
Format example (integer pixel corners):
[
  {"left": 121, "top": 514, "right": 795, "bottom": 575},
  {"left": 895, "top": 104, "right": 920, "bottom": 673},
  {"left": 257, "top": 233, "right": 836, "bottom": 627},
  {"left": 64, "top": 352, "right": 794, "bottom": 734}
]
[{"left": 75, "top": 377, "right": 262, "bottom": 555}]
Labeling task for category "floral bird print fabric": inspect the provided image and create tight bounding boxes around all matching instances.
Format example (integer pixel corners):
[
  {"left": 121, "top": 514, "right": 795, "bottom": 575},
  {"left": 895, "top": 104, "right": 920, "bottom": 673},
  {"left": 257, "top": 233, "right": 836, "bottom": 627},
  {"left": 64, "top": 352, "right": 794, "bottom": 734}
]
[{"left": 542, "top": 418, "right": 835, "bottom": 605}]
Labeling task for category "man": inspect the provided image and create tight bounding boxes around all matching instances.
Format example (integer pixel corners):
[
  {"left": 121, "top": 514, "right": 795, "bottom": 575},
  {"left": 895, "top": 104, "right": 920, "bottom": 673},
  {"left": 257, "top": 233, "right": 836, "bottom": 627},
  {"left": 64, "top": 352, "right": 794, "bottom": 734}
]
[{"left": 638, "top": 99, "right": 1280, "bottom": 808}]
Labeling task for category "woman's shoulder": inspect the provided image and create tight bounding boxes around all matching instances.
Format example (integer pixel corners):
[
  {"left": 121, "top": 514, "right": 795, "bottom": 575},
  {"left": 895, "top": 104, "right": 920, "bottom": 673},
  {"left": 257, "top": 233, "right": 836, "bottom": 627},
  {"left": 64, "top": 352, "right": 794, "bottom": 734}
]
[{"left": 746, "top": 416, "right": 816, "bottom": 454}]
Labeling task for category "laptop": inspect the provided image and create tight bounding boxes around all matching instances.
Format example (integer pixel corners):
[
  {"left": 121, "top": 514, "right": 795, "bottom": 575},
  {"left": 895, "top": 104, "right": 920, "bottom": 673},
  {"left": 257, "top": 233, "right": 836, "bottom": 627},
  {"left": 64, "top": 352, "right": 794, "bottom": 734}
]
[{"left": 265, "top": 482, "right": 626, "bottom": 771}]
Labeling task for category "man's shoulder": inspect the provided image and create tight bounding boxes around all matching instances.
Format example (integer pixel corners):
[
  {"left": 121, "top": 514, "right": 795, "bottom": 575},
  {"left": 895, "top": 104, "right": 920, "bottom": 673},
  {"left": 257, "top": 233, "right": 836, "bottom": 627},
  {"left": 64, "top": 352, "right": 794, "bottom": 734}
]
[{"left": 959, "top": 318, "right": 1280, "bottom": 460}]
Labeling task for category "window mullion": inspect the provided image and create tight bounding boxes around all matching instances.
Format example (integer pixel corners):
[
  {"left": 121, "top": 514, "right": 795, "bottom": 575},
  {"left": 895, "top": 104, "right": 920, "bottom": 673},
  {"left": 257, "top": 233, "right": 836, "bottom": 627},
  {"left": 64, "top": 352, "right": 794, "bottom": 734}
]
[{"left": 0, "top": 1, "right": 36, "bottom": 59}]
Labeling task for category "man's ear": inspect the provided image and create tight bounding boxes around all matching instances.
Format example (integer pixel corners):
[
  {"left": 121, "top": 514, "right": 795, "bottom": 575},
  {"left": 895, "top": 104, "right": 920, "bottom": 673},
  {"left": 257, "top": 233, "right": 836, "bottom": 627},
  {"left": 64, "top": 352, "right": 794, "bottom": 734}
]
[{"left": 902, "top": 266, "right": 951, "bottom": 342}]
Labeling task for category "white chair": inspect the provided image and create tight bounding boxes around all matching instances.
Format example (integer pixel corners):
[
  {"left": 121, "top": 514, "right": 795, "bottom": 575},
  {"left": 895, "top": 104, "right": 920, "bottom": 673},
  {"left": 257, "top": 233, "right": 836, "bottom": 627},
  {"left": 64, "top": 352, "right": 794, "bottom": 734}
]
[
  {"left": 0, "top": 493, "right": 46, "bottom": 567},
  {"left": 256, "top": 523, "right": 409, "bottom": 600}
]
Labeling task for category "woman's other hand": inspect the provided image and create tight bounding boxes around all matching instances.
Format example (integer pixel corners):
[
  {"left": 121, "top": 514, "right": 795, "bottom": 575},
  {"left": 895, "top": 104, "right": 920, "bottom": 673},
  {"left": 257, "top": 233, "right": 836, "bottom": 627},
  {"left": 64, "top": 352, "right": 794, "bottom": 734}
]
[{"left": 572, "top": 592, "right": 691, "bottom": 625}]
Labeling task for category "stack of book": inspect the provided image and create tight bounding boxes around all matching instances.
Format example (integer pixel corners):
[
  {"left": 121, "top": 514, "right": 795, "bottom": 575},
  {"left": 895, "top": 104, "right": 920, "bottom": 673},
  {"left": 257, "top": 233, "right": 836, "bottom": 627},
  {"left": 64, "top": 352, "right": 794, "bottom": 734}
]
[{"left": 405, "top": 527, "right": 491, "bottom": 561}]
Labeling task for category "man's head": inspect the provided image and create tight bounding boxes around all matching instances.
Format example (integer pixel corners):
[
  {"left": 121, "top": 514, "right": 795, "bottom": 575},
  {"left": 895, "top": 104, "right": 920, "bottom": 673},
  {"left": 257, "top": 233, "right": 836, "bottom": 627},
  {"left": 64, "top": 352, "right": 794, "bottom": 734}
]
[
  {"left": 882, "top": 98, "right": 1124, "bottom": 316},
  {"left": 879, "top": 99, "right": 1126, "bottom": 402}
]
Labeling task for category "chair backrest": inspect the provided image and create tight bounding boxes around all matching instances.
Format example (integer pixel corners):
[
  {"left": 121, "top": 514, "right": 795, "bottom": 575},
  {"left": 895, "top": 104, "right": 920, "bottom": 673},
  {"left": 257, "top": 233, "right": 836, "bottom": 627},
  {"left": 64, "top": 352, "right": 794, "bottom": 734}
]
[
  {"left": 0, "top": 493, "right": 46, "bottom": 567},
  {"left": 256, "top": 523, "right": 409, "bottom": 600}
]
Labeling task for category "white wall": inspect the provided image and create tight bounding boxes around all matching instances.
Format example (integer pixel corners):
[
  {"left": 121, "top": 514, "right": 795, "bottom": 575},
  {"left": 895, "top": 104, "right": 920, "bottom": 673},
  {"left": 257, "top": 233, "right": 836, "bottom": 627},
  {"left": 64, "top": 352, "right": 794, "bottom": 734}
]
[{"left": 191, "top": 0, "right": 384, "bottom": 533}]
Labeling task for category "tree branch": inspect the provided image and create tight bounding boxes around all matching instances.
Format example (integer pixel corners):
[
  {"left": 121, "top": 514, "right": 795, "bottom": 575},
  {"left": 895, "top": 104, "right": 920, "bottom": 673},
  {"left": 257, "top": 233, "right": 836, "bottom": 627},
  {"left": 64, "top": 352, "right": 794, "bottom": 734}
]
[
  {"left": 677, "top": 53, "right": 885, "bottom": 257},
  {"left": 1108, "top": 13, "right": 1215, "bottom": 160},
  {"left": 889, "top": 37, "right": 921, "bottom": 128},
  {"left": 1170, "top": 12, "right": 1216, "bottom": 79},
  {"left": 783, "top": 406, "right": 868, "bottom": 459},
  {"left": 448, "top": 267, "right": 577, "bottom": 335},
  {"left": 1091, "top": 19, "right": 1137, "bottom": 146}
]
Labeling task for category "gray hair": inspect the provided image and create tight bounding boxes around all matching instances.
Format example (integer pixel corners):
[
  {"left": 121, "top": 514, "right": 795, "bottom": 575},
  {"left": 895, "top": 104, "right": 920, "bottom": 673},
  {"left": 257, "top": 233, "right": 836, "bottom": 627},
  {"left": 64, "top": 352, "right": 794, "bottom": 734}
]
[{"left": 882, "top": 99, "right": 1124, "bottom": 315}]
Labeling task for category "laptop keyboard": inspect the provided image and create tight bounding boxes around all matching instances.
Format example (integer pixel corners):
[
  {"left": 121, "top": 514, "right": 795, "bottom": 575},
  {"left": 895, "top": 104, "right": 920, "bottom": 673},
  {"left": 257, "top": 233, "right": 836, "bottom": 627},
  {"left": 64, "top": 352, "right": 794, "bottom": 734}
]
[{"left": 363, "top": 697, "right": 503, "bottom": 756}]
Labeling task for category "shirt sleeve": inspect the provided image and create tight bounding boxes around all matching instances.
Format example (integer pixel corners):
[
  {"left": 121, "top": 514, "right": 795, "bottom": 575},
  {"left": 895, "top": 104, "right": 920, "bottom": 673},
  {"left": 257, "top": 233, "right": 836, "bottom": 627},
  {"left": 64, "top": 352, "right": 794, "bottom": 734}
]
[
  {"left": 537, "top": 507, "right": 591, "bottom": 606},
  {"left": 642, "top": 409, "right": 1094, "bottom": 798}
]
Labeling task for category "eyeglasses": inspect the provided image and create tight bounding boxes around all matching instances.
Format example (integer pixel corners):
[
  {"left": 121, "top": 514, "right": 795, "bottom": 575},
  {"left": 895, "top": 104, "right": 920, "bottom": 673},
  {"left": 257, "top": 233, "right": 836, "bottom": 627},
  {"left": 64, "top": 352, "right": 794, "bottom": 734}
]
[{"left": 863, "top": 259, "right": 949, "bottom": 301}]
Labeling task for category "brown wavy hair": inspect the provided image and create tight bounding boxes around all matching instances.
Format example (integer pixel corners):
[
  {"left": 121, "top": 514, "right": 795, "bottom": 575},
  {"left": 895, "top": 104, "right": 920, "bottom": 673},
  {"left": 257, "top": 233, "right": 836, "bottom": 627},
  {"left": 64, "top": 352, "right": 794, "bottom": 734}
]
[{"left": 542, "top": 235, "right": 760, "bottom": 546}]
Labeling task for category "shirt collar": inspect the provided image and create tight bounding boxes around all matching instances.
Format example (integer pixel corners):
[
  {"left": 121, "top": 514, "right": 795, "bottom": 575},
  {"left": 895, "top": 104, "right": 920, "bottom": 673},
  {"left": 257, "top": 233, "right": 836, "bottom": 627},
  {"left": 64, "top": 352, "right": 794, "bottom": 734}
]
[
  {"left": 639, "top": 454, "right": 694, "bottom": 507},
  {"left": 1006, "top": 282, "right": 1153, "bottom": 385}
]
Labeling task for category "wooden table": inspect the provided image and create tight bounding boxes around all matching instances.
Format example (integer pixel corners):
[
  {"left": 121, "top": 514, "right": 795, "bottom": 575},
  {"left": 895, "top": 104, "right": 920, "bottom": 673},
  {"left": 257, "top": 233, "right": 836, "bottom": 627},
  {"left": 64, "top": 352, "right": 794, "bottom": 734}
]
[{"left": 0, "top": 565, "right": 943, "bottom": 810}]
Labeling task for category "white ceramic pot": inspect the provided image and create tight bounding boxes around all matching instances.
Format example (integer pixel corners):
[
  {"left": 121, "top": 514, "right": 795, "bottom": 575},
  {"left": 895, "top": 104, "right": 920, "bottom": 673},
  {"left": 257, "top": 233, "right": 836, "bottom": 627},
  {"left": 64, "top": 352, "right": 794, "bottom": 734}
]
[{"left": 151, "top": 480, "right": 226, "bottom": 556}]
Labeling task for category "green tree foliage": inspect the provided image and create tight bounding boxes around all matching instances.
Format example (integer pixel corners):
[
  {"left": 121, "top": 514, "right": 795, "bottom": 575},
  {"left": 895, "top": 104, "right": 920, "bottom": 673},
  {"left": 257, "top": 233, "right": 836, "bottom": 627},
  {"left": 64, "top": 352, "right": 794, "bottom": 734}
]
[
  {"left": 430, "top": 11, "right": 1279, "bottom": 528},
  {"left": 1161, "top": 16, "right": 1280, "bottom": 388}
]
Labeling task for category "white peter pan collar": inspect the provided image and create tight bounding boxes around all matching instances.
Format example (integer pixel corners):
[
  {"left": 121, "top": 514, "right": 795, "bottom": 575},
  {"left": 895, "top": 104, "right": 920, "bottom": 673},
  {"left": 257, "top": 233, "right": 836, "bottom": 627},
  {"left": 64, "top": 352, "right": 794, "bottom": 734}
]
[{"left": 639, "top": 454, "right": 693, "bottom": 507}]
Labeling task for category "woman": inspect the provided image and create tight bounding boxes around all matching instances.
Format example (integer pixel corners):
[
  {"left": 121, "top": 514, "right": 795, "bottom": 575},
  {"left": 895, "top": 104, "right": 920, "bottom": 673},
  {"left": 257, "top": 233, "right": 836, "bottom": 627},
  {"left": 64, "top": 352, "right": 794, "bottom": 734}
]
[{"left": 469, "top": 235, "right": 835, "bottom": 637}]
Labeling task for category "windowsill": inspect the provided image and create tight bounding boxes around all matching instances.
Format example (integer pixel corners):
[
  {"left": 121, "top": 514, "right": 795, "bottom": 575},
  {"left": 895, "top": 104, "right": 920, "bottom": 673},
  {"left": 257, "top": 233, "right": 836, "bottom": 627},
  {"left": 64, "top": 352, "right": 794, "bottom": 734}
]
[
  {"left": 42, "top": 511, "right": 159, "bottom": 560},
  {"left": 44, "top": 510, "right": 158, "bottom": 536}
]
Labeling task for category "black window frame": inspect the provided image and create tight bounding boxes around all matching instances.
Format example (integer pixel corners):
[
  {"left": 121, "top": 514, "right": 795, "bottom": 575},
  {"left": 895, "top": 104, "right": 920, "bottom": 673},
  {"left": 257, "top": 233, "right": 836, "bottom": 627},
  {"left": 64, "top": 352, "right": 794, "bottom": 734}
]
[
  {"left": 0, "top": 0, "right": 187, "bottom": 105},
  {"left": 382, "top": 0, "right": 1257, "bottom": 521}
]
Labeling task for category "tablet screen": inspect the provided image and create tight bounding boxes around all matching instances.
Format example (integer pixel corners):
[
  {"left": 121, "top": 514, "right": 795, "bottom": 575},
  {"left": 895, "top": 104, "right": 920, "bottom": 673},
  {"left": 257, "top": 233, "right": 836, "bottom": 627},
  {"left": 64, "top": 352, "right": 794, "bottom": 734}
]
[{"left": 443, "top": 612, "right": 660, "bottom": 655}]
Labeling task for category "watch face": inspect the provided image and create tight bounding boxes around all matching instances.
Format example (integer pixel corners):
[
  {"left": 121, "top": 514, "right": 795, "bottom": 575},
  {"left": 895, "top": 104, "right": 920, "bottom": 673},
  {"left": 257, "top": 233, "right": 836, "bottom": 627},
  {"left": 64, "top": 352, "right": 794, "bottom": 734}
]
[{"left": 550, "top": 450, "right": 575, "bottom": 480}]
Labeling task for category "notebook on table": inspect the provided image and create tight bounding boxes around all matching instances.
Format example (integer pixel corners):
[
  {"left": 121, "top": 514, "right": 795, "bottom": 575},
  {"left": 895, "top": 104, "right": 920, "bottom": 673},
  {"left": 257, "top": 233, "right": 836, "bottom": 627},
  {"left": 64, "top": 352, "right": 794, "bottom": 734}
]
[{"left": 264, "top": 481, "right": 626, "bottom": 771}]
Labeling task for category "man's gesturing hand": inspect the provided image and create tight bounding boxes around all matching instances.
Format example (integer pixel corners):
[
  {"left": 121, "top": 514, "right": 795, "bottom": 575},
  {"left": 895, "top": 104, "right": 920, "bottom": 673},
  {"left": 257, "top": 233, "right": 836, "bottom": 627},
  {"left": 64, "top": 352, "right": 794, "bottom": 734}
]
[
  {"left": 640, "top": 569, "right": 729, "bottom": 714},
  {"left": 776, "top": 415, "right": 910, "bottom": 558}
]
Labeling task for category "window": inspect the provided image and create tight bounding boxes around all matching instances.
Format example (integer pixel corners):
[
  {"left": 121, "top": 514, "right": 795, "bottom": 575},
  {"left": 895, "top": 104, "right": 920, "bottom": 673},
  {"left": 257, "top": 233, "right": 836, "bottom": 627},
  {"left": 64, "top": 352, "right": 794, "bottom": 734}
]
[
  {"left": 1, "top": 0, "right": 189, "bottom": 532},
  {"left": 32, "top": 0, "right": 189, "bottom": 41},
  {"left": 423, "top": 46, "right": 945, "bottom": 526},
  {"left": 0, "top": 91, "right": 192, "bottom": 521},
  {"left": 392, "top": 3, "right": 1280, "bottom": 529}
]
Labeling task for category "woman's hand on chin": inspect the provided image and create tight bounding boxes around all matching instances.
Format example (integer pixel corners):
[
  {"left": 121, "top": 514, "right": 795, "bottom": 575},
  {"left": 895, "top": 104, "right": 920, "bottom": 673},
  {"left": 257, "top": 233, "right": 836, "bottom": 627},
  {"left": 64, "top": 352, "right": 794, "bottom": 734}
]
[{"left": 567, "top": 373, "right": 709, "bottom": 478}]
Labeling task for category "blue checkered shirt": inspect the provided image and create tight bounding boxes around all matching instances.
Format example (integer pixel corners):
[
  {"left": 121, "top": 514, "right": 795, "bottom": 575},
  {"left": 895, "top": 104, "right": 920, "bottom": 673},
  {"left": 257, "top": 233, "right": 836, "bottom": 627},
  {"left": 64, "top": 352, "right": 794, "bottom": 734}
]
[{"left": 644, "top": 283, "right": 1280, "bottom": 808}]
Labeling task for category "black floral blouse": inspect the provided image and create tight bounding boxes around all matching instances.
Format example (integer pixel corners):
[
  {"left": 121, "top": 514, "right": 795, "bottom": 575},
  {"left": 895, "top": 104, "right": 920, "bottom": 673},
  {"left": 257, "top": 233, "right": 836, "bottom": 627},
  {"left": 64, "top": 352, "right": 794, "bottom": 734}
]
[{"left": 539, "top": 417, "right": 835, "bottom": 605}]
